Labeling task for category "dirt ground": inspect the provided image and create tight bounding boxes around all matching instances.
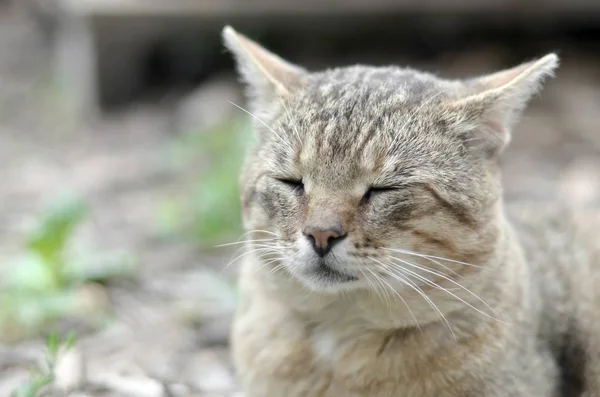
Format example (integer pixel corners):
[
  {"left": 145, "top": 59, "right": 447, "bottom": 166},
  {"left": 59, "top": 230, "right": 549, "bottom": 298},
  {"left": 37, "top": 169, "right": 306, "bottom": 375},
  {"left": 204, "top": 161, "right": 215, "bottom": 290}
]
[{"left": 0, "top": 4, "right": 599, "bottom": 397}]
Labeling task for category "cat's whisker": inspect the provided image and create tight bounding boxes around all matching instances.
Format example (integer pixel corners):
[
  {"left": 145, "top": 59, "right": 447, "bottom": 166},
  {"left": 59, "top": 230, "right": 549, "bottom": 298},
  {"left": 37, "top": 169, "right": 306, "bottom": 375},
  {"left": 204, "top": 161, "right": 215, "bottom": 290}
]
[
  {"left": 382, "top": 248, "right": 464, "bottom": 279},
  {"left": 228, "top": 101, "right": 289, "bottom": 146},
  {"left": 222, "top": 246, "right": 282, "bottom": 273},
  {"left": 362, "top": 261, "right": 422, "bottom": 334},
  {"left": 272, "top": 260, "right": 303, "bottom": 286},
  {"left": 252, "top": 259, "right": 283, "bottom": 276},
  {"left": 245, "top": 229, "right": 281, "bottom": 237},
  {"left": 226, "top": 243, "right": 261, "bottom": 264},
  {"left": 239, "top": 229, "right": 281, "bottom": 239},
  {"left": 216, "top": 229, "right": 282, "bottom": 250},
  {"left": 381, "top": 269, "right": 456, "bottom": 340},
  {"left": 227, "top": 242, "right": 281, "bottom": 262},
  {"left": 278, "top": 96, "right": 303, "bottom": 145},
  {"left": 369, "top": 256, "right": 455, "bottom": 340},
  {"left": 252, "top": 253, "right": 286, "bottom": 274},
  {"left": 383, "top": 247, "right": 486, "bottom": 270},
  {"left": 358, "top": 265, "right": 379, "bottom": 300},
  {"left": 267, "top": 261, "right": 287, "bottom": 276},
  {"left": 363, "top": 265, "right": 392, "bottom": 309},
  {"left": 358, "top": 268, "right": 376, "bottom": 300},
  {"left": 216, "top": 238, "right": 281, "bottom": 248},
  {"left": 387, "top": 256, "right": 499, "bottom": 320},
  {"left": 249, "top": 243, "right": 284, "bottom": 249},
  {"left": 375, "top": 269, "right": 424, "bottom": 335},
  {"left": 387, "top": 260, "right": 501, "bottom": 323}
]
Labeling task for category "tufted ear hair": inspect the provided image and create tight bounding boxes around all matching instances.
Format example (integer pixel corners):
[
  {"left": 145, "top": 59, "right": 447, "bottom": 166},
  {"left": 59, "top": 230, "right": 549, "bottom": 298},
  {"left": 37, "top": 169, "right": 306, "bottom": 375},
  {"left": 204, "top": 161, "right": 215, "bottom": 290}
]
[{"left": 444, "top": 53, "right": 559, "bottom": 156}]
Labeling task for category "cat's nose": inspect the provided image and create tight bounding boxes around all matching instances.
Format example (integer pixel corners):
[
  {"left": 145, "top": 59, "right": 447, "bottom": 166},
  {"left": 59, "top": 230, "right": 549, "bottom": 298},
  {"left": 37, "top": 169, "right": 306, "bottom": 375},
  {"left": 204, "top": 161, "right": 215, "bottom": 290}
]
[{"left": 303, "top": 226, "right": 347, "bottom": 257}]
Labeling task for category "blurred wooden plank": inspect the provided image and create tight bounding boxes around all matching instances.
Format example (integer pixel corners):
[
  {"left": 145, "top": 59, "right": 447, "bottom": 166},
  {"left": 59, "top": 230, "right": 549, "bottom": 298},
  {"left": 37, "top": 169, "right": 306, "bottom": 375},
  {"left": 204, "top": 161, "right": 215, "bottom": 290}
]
[
  {"left": 61, "top": 0, "right": 508, "bottom": 16},
  {"left": 58, "top": 0, "right": 600, "bottom": 16}
]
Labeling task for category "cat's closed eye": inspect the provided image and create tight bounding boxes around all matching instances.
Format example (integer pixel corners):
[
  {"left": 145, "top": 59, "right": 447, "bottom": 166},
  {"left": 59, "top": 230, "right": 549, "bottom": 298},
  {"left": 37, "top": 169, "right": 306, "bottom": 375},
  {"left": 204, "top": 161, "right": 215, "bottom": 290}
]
[
  {"left": 362, "top": 187, "right": 399, "bottom": 202},
  {"left": 275, "top": 177, "right": 305, "bottom": 194}
]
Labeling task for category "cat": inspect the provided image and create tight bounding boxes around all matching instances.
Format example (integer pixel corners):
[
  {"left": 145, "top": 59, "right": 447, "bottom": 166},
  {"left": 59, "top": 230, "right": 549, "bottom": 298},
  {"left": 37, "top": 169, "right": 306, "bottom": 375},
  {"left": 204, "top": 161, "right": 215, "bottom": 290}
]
[{"left": 222, "top": 25, "right": 600, "bottom": 397}]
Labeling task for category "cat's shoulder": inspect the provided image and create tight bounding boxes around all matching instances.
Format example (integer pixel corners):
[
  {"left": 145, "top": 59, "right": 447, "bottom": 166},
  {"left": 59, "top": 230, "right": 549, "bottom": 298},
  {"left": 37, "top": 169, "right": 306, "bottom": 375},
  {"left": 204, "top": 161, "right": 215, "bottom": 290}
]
[
  {"left": 506, "top": 200, "right": 600, "bottom": 232},
  {"left": 506, "top": 199, "right": 600, "bottom": 272}
]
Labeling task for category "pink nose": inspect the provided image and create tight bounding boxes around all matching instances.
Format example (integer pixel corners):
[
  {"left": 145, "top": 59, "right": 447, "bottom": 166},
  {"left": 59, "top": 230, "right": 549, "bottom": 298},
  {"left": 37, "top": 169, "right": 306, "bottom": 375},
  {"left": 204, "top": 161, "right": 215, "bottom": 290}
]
[{"left": 303, "top": 226, "right": 347, "bottom": 257}]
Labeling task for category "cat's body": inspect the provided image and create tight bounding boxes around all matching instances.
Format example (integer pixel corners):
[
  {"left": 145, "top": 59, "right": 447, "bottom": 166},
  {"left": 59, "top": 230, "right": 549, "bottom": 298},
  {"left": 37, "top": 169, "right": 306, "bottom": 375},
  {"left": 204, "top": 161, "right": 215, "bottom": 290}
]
[
  {"left": 233, "top": 204, "right": 600, "bottom": 397},
  {"left": 222, "top": 26, "right": 600, "bottom": 396}
]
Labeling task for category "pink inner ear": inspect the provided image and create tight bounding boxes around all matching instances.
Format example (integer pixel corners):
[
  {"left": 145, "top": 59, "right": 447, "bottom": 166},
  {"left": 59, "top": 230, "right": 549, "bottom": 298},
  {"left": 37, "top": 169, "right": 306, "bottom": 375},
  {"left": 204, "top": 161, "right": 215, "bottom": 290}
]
[
  {"left": 481, "top": 62, "right": 531, "bottom": 90},
  {"left": 239, "top": 38, "right": 274, "bottom": 72},
  {"left": 231, "top": 31, "right": 304, "bottom": 92}
]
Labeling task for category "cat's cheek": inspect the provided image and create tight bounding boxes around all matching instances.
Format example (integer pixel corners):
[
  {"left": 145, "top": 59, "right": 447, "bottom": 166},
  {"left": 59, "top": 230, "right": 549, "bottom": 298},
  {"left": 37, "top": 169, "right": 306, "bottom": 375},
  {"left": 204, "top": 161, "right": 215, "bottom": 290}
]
[
  {"left": 256, "top": 188, "right": 303, "bottom": 233},
  {"left": 356, "top": 203, "right": 430, "bottom": 250},
  {"left": 361, "top": 200, "right": 416, "bottom": 231},
  {"left": 257, "top": 190, "right": 279, "bottom": 221}
]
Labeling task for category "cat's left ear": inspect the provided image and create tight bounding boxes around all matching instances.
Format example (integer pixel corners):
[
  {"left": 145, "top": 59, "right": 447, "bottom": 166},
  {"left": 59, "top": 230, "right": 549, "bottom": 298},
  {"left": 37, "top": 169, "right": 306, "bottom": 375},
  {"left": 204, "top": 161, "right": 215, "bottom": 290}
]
[
  {"left": 222, "top": 26, "right": 307, "bottom": 109},
  {"left": 445, "top": 53, "right": 559, "bottom": 156}
]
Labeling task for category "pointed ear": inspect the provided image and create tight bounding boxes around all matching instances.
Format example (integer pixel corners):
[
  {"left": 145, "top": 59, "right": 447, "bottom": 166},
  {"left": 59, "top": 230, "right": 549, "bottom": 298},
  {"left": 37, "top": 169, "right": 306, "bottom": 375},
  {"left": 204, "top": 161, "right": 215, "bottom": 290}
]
[
  {"left": 222, "top": 26, "right": 306, "bottom": 109},
  {"left": 444, "top": 53, "right": 559, "bottom": 156}
]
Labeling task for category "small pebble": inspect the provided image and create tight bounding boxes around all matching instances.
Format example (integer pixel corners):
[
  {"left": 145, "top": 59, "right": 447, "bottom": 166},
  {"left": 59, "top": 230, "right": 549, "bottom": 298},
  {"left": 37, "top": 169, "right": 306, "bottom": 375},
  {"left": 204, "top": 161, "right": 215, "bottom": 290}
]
[{"left": 54, "top": 345, "right": 86, "bottom": 392}]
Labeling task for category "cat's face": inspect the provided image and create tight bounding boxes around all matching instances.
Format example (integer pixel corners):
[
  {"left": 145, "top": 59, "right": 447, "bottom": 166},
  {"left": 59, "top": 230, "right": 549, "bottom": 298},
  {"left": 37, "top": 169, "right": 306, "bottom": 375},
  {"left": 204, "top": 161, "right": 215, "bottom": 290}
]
[{"left": 224, "top": 27, "right": 558, "bottom": 293}]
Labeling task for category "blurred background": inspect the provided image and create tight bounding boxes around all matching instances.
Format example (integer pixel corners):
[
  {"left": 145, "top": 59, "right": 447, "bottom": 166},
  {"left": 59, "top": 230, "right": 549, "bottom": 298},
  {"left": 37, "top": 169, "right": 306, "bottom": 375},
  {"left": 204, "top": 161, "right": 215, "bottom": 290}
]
[{"left": 1, "top": 0, "right": 599, "bottom": 395}]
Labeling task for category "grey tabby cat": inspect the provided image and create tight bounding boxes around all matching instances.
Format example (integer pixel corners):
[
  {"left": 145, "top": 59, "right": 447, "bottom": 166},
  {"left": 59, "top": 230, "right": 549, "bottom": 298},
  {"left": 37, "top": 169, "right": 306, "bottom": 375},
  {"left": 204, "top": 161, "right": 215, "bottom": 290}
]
[{"left": 222, "top": 25, "right": 600, "bottom": 397}]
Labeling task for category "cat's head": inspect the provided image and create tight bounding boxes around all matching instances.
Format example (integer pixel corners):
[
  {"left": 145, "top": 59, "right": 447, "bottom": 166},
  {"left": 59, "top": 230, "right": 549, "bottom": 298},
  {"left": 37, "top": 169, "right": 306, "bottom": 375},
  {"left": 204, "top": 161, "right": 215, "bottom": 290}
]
[{"left": 223, "top": 26, "right": 558, "bottom": 293}]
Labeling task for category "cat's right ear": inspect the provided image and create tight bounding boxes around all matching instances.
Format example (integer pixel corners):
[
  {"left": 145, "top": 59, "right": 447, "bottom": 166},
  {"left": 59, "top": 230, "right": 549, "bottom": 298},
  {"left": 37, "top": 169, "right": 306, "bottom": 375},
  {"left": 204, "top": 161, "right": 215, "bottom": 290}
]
[
  {"left": 443, "top": 53, "right": 559, "bottom": 157},
  {"left": 222, "top": 26, "right": 306, "bottom": 109}
]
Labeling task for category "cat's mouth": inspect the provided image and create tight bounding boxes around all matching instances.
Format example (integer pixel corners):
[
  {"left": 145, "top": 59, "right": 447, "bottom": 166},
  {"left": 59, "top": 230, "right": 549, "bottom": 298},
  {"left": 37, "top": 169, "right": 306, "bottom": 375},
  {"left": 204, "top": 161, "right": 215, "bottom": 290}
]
[
  {"left": 312, "top": 261, "right": 358, "bottom": 283},
  {"left": 289, "top": 256, "right": 361, "bottom": 291}
]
